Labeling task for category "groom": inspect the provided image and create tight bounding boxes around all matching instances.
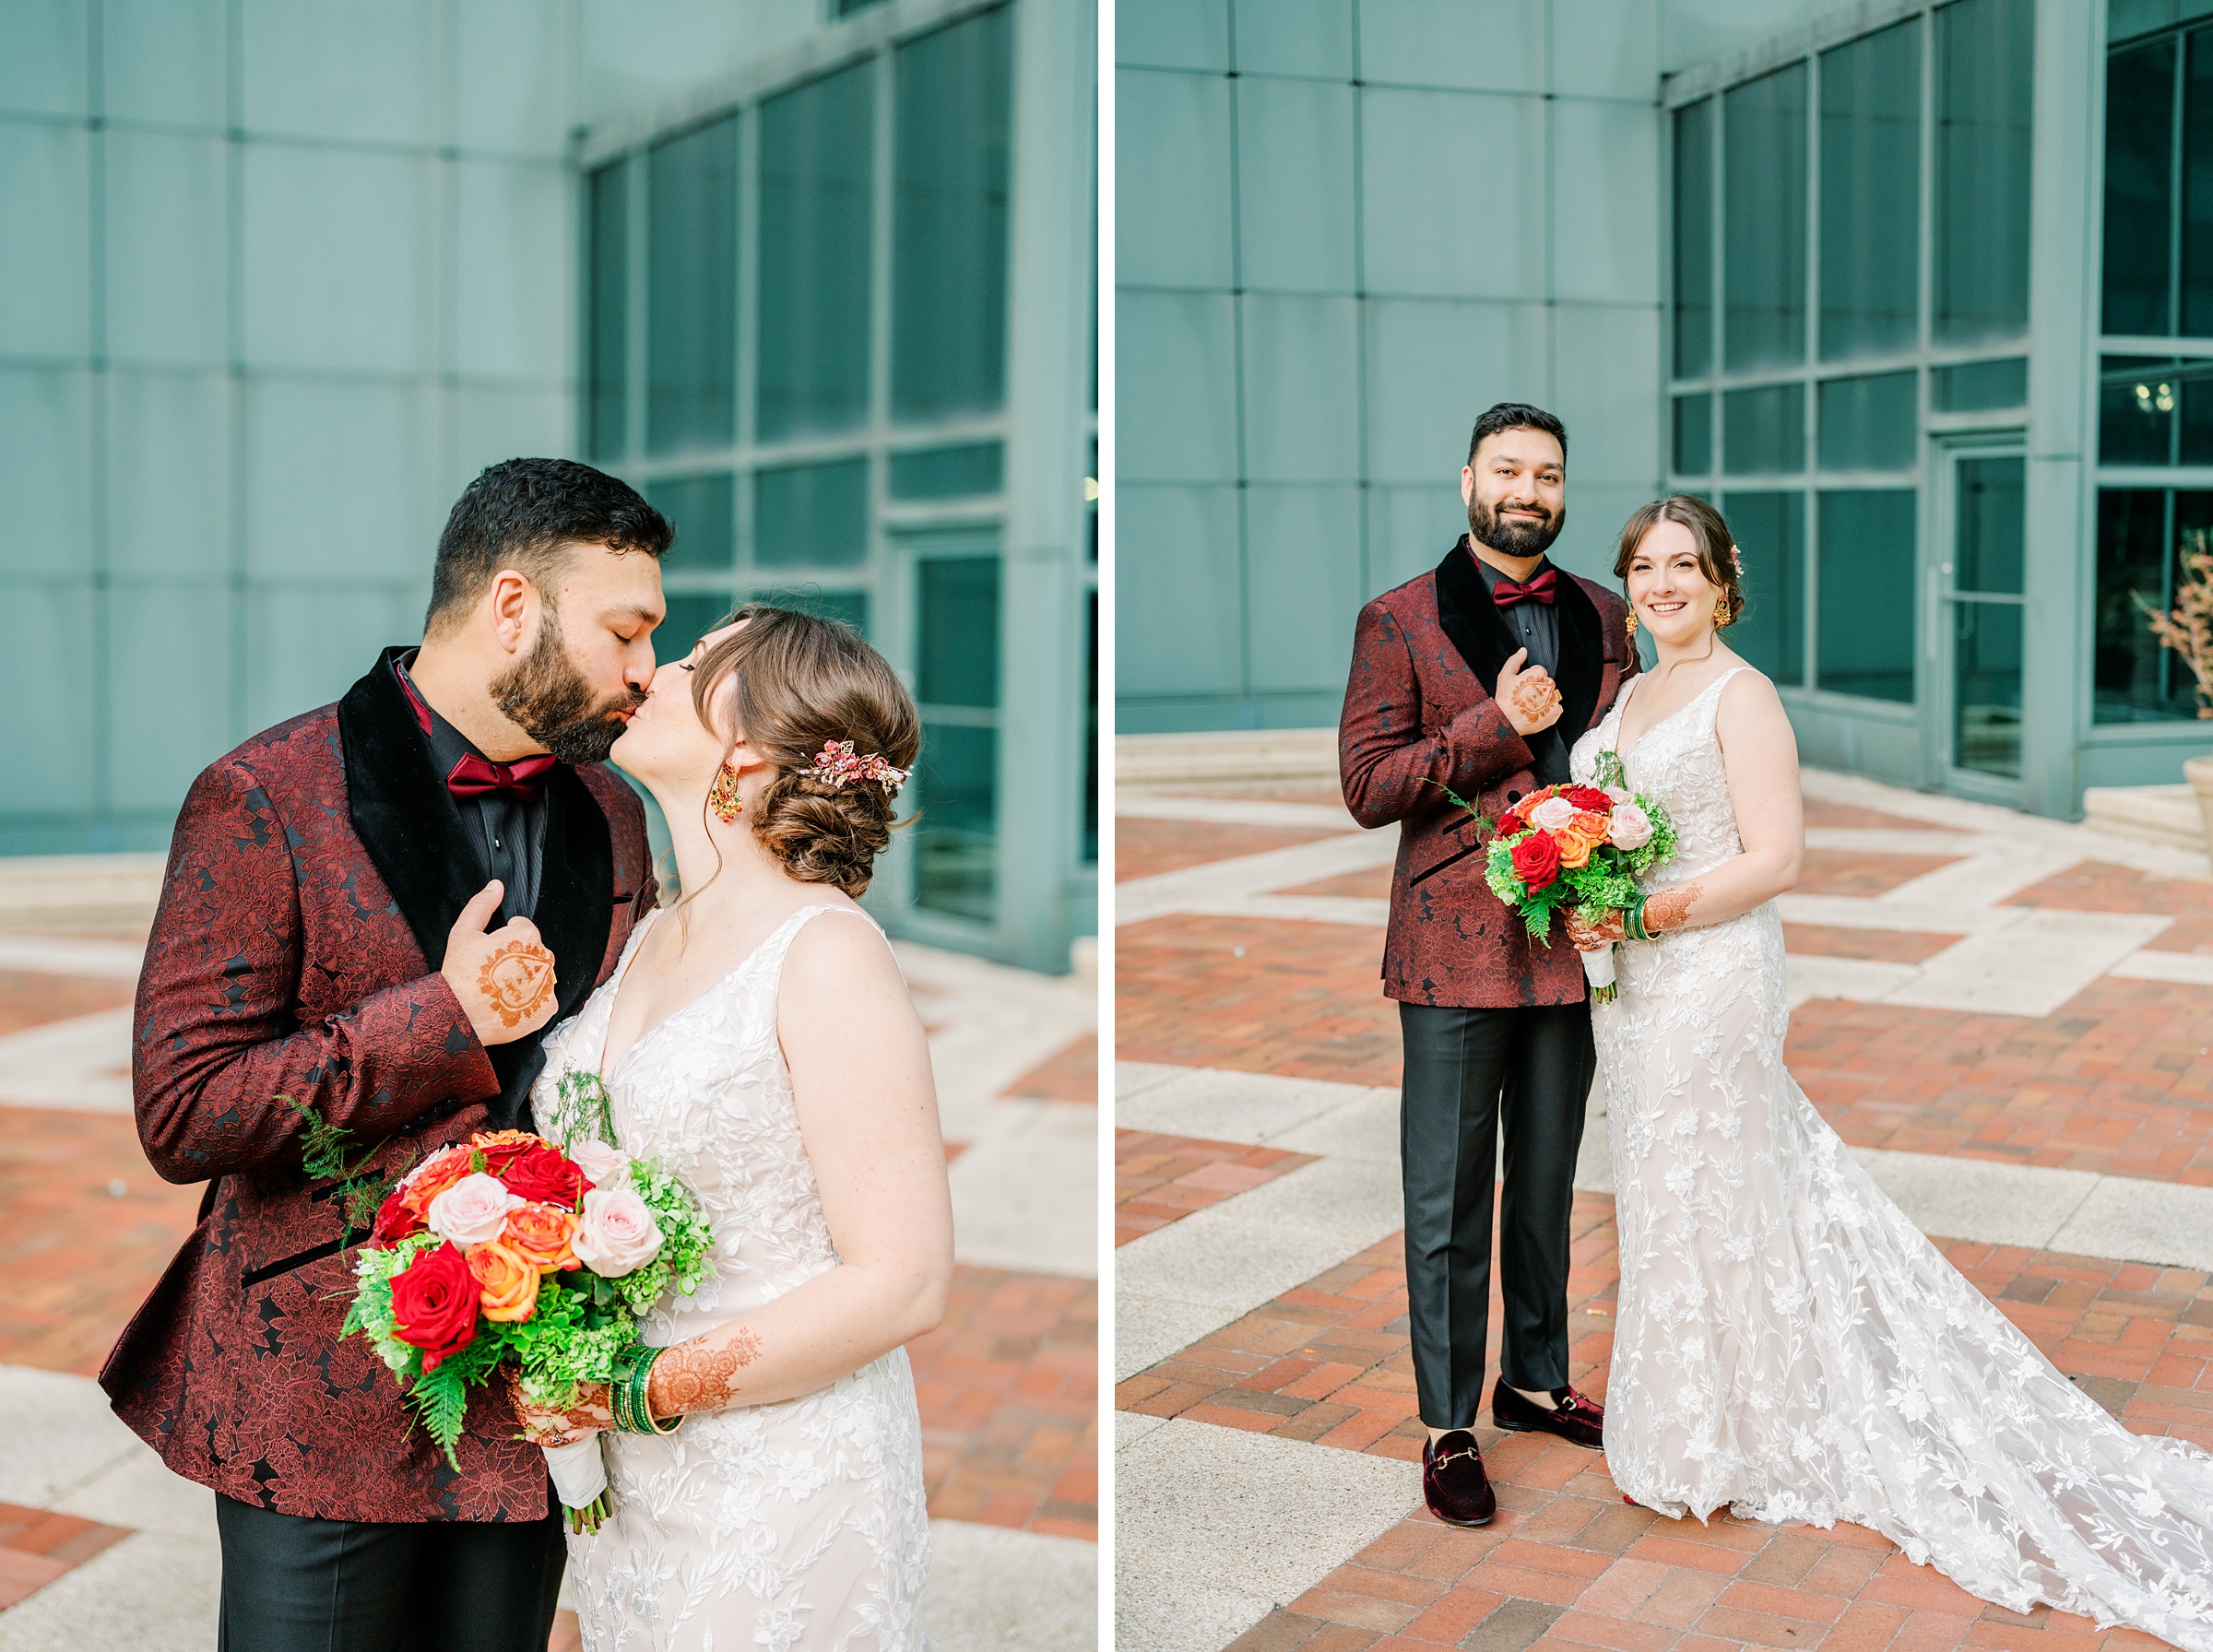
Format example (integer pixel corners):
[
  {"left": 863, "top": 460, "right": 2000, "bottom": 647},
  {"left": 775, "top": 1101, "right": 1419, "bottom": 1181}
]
[
  {"left": 101, "top": 459, "right": 669, "bottom": 1649},
  {"left": 1339, "top": 404, "right": 1639, "bottom": 1527}
]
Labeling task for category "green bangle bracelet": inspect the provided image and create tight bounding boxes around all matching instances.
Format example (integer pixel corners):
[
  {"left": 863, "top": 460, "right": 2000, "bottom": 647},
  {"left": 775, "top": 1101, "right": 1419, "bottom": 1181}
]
[
  {"left": 1626, "top": 898, "right": 1648, "bottom": 942},
  {"left": 613, "top": 1342, "right": 680, "bottom": 1436}
]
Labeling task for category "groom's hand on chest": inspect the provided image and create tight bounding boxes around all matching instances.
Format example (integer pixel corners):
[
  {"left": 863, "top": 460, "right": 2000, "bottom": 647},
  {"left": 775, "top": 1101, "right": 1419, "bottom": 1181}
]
[
  {"left": 1495, "top": 647, "right": 1564, "bottom": 738},
  {"left": 441, "top": 880, "right": 559, "bottom": 1046}
]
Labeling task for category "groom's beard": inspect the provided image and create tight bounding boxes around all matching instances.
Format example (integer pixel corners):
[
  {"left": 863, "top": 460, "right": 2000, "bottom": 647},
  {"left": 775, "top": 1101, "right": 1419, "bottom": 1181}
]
[
  {"left": 1469, "top": 496, "right": 1564, "bottom": 559},
  {"left": 491, "top": 607, "right": 647, "bottom": 766}
]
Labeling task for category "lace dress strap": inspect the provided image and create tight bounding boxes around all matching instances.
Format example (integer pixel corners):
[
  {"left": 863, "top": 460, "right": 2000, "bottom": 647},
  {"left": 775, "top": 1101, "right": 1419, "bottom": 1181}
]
[{"left": 759, "top": 903, "right": 886, "bottom": 979}]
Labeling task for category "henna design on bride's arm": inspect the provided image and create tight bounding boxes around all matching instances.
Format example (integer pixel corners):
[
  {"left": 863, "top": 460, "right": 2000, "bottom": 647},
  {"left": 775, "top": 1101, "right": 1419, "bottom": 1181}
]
[
  {"left": 648, "top": 1325, "right": 763, "bottom": 1418},
  {"left": 508, "top": 1374, "right": 613, "bottom": 1446},
  {"left": 1642, "top": 881, "right": 1705, "bottom": 935}
]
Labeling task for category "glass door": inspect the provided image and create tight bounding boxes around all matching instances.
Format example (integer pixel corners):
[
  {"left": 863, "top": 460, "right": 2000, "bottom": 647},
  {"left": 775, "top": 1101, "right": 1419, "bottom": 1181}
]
[{"left": 1935, "top": 448, "right": 2027, "bottom": 790}]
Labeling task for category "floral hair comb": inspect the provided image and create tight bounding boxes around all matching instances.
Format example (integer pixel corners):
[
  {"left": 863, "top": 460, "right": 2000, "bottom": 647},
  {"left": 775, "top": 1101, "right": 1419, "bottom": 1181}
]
[{"left": 811, "top": 739, "right": 908, "bottom": 796}]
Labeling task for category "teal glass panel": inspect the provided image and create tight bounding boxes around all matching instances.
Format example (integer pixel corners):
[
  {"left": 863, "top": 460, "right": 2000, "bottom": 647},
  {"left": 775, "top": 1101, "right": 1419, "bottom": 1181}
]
[
  {"left": 915, "top": 721, "right": 996, "bottom": 921},
  {"left": 1955, "top": 454, "right": 2024, "bottom": 595},
  {"left": 836, "top": 0, "right": 890, "bottom": 12},
  {"left": 917, "top": 555, "right": 1000, "bottom": 707},
  {"left": 759, "top": 64, "right": 872, "bottom": 440},
  {"left": 1817, "top": 372, "right": 1916, "bottom": 471},
  {"left": 654, "top": 591, "right": 736, "bottom": 664},
  {"left": 893, "top": 7, "right": 1012, "bottom": 421},
  {"left": 1673, "top": 393, "right": 1712, "bottom": 476},
  {"left": 1820, "top": 19, "right": 1921, "bottom": 360},
  {"left": 750, "top": 585, "right": 869, "bottom": 635},
  {"left": 2101, "top": 356, "right": 2173, "bottom": 463},
  {"left": 1952, "top": 603, "right": 2022, "bottom": 776},
  {"left": 1816, "top": 489, "right": 1918, "bottom": 702},
  {"left": 1723, "top": 64, "right": 1807, "bottom": 371},
  {"left": 2106, "top": 41, "right": 2177, "bottom": 336},
  {"left": 587, "top": 161, "right": 627, "bottom": 459},
  {"left": 2188, "top": 31, "right": 2213, "bottom": 334},
  {"left": 1933, "top": 357, "right": 2028, "bottom": 411},
  {"left": 1720, "top": 490, "right": 1805, "bottom": 685},
  {"left": 646, "top": 117, "right": 738, "bottom": 454},
  {"left": 1722, "top": 383, "right": 1805, "bottom": 475},
  {"left": 890, "top": 442, "right": 1004, "bottom": 498},
  {"left": 2092, "top": 355, "right": 2213, "bottom": 464},
  {"left": 1083, "top": 590, "right": 1097, "bottom": 864},
  {"left": 645, "top": 473, "right": 735, "bottom": 572},
  {"left": 755, "top": 458, "right": 868, "bottom": 568},
  {"left": 1933, "top": 0, "right": 2032, "bottom": 344},
  {"left": 2094, "top": 488, "right": 2213, "bottom": 721},
  {"left": 2106, "top": 40, "right": 2177, "bottom": 336},
  {"left": 1674, "top": 99, "right": 1714, "bottom": 376}
]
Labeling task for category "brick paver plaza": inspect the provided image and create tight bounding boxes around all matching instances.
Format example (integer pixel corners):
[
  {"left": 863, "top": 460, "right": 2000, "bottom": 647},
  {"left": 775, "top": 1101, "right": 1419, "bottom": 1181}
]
[{"left": 1115, "top": 774, "right": 2213, "bottom": 1652}]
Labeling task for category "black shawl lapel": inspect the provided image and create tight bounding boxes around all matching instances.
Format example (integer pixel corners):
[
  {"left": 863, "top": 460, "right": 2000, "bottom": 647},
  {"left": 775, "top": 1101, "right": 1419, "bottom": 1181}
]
[
  {"left": 337, "top": 648, "right": 488, "bottom": 972},
  {"left": 1433, "top": 537, "right": 1605, "bottom": 736},
  {"left": 338, "top": 646, "right": 614, "bottom": 1130},
  {"left": 1433, "top": 536, "right": 1519, "bottom": 692}
]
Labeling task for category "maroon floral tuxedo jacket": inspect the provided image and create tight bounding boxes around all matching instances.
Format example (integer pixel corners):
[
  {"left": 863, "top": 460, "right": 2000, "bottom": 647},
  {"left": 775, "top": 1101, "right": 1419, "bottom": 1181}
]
[
  {"left": 1340, "top": 537, "right": 1639, "bottom": 1009},
  {"left": 101, "top": 649, "right": 657, "bottom": 1524}
]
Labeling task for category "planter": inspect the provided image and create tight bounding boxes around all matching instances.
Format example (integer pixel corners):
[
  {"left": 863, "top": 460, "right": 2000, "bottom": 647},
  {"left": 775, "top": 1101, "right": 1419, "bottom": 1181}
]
[{"left": 2185, "top": 755, "right": 2213, "bottom": 855}]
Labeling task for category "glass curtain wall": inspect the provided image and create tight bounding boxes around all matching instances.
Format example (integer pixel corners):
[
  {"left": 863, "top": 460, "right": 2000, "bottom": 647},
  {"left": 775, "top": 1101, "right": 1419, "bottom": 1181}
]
[
  {"left": 2096, "top": 15, "right": 2213, "bottom": 723},
  {"left": 586, "top": 5, "right": 1024, "bottom": 932},
  {"left": 1669, "top": 0, "right": 2033, "bottom": 729}
]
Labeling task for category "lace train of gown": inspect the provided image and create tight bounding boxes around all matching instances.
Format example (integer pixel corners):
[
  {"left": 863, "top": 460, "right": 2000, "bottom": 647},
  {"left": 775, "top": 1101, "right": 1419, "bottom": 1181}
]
[
  {"left": 1571, "top": 667, "right": 2213, "bottom": 1649},
  {"left": 532, "top": 903, "right": 933, "bottom": 1652}
]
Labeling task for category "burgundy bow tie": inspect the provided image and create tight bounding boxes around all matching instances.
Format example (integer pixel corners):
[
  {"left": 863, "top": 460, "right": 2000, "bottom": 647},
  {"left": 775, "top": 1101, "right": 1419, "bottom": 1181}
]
[
  {"left": 444, "top": 751, "right": 555, "bottom": 803},
  {"left": 1492, "top": 568, "right": 1557, "bottom": 608},
  {"left": 396, "top": 664, "right": 554, "bottom": 803}
]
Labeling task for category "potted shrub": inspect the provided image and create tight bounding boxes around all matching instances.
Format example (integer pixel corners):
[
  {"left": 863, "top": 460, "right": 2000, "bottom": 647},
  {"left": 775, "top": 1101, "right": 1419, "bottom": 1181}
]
[{"left": 2135, "top": 527, "right": 2213, "bottom": 848}]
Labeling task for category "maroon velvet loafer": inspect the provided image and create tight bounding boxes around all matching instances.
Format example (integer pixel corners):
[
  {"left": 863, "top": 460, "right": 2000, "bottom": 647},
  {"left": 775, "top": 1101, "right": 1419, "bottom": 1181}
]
[
  {"left": 1491, "top": 1379, "right": 1605, "bottom": 1450},
  {"left": 1422, "top": 1429, "right": 1496, "bottom": 1528}
]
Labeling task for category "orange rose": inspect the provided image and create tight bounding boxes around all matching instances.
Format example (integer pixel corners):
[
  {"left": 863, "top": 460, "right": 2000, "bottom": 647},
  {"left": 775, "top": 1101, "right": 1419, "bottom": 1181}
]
[
  {"left": 398, "top": 1146, "right": 477, "bottom": 1222},
  {"left": 1571, "top": 809, "right": 1612, "bottom": 837},
  {"left": 502, "top": 1201, "right": 581, "bottom": 1273},
  {"left": 1556, "top": 829, "right": 1598, "bottom": 870},
  {"left": 467, "top": 1239, "right": 542, "bottom": 1322},
  {"left": 470, "top": 1128, "right": 544, "bottom": 1174}
]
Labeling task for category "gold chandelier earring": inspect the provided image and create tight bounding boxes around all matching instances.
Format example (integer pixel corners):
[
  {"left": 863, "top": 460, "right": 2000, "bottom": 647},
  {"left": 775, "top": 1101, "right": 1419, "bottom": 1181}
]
[
  {"left": 1625, "top": 610, "right": 1639, "bottom": 642},
  {"left": 1712, "top": 595, "right": 1731, "bottom": 628},
  {"left": 707, "top": 761, "right": 743, "bottom": 823}
]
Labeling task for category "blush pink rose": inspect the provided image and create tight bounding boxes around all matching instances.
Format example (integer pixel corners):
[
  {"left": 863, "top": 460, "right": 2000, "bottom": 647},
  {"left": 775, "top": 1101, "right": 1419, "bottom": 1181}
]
[
  {"left": 1608, "top": 801, "right": 1654, "bottom": 851},
  {"left": 426, "top": 1173, "right": 525, "bottom": 1248},
  {"left": 1527, "top": 796, "right": 1578, "bottom": 832},
  {"left": 571, "top": 1186, "right": 664, "bottom": 1277},
  {"left": 568, "top": 1139, "right": 631, "bottom": 1188}
]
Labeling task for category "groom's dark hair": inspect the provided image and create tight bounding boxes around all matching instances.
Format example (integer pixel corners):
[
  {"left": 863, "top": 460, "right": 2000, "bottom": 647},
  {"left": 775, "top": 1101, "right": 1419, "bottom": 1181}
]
[
  {"left": 425, "top": 458, "right": 673, "bottom": 633},
  {"left": 1467, "top": 402, "right": 1568, "bottom": 467}
]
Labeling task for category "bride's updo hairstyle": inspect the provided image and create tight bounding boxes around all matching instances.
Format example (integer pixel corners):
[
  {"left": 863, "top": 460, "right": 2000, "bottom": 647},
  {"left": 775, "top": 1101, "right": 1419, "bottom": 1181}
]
[
  {"left": 690, "top": 605, "right": 921, "bottom": 897},
  {"left": 1613, "top": 494, "right": 1746, "bottom": 628}
]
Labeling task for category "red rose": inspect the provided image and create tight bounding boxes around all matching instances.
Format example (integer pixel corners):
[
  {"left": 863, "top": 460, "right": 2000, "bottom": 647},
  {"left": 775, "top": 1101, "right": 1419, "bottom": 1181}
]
[
  {"left": 469, "top": 1129, "right": 542, "bottom": 1175},
  {"left": 370, "top": 1185, "right": 425, "bottom": 1247},
  {"left": 1494, "top": 808, "right": 1526, "bottom": 836},
  {"left": 499, "top": 1145, "right": 588, "bottom": 1210},
  {"left": 1509, "top": 831, "right": 1563, "bottom": 892},
  {"left": 1566, "top": 786, "right": 1614, "bottom": 813},
  {"left": 387, "top": 1242, "right": 480, "bottom": 1372}
]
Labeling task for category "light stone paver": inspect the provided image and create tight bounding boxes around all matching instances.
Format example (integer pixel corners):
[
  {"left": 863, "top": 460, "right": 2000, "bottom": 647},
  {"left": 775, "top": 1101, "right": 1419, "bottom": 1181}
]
[{"left": 1116, "top": 1419, "right": 1415, "bottom": 1652}]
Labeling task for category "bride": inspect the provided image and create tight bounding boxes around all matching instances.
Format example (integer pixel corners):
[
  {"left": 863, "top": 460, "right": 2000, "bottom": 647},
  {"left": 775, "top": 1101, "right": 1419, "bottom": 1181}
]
[
  {"left": 1564, "top": 496, "right": 2213, "bottom": 1647},
  {"left": 510, "top": 606, "right": 953, "bottom": 1651}
]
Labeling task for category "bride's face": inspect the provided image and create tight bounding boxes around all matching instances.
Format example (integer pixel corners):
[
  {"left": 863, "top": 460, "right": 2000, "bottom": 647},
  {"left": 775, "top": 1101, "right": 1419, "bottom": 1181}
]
[
  {"left": 1625, "top": 520, "right": 1720, "bottom": 648},
  {"left": 609, "top": 621, "right": 746, "bottom": 790}
]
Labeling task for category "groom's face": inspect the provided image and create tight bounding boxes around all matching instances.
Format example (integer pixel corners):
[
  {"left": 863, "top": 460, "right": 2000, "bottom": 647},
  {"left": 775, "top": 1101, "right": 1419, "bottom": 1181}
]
[
  {"left": 492, "top": 542, "right": 664, "bottom": 764},
  {"left": 1463, "top": 430, "right": 1566, "bottom": 559}
]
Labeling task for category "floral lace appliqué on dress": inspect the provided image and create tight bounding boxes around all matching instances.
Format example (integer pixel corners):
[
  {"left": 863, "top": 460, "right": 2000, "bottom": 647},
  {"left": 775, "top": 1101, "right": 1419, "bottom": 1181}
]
[
  {"left": 1572, "top": 667, "right": 2213, "bottom": 1649},
  {"left": 533, "top": 904, "right": 933, "bottom": 1652}
]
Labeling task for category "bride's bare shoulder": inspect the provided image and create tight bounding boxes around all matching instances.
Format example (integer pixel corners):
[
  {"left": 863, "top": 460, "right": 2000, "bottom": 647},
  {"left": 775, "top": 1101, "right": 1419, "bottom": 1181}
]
[{"left": 1713, "top": 660, "right": 1797, "bottom": 752}]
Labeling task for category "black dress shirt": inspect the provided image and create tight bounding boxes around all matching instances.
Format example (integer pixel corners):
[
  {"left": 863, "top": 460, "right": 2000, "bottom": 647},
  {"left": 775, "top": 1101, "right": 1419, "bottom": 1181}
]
[
  {"left": 393, "top": 653, "right": 548, "bottom": 925},
  {"left": 1472, "top": 548, "right": 1571, "bottom": 785}
]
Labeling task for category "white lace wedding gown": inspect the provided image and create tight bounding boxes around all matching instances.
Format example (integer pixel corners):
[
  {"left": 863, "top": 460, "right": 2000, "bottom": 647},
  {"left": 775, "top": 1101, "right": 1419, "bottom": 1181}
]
[
  {"left": 1571, "top": 666, "right": 2213, "bottom": 1648},
  {"left": 532, "top": 903, "right": 933, "bottom": 1652}
]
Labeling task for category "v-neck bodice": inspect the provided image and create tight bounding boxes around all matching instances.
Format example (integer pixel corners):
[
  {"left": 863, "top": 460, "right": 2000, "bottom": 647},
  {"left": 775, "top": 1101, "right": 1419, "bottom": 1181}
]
[{"left": 534, "top": 900, "right": 879, "bottom": 1330}]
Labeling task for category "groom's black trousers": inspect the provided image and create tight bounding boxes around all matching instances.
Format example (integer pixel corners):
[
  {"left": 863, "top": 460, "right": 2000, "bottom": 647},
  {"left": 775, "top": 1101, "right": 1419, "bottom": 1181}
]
[
  {"left": 1400, "top": 1001, "right": 1594, "bottom": 1431},
  {"left": 214, "top": 1495, "right": 565, "bottom": 1652}
]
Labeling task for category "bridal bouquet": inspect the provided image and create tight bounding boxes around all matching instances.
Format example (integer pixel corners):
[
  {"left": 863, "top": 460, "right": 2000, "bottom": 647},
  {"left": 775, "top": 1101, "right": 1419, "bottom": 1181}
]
[
  {"left": 1439, "top": 750, "right": 1677, "bottom": 1004},
  {"left": 339, "top": 1076, "right": 713, "bottom": 1532}
]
